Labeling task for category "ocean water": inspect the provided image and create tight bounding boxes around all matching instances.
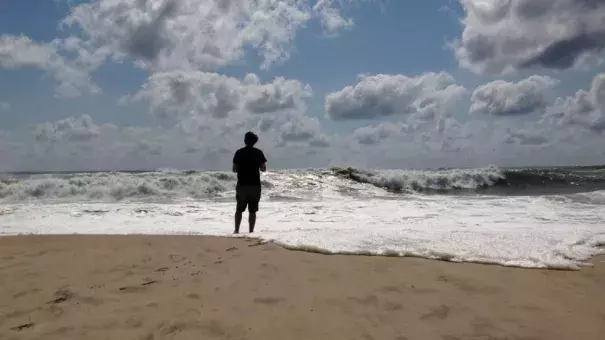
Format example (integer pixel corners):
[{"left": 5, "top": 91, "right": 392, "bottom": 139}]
[{"left": 1, "top": 166, "right": 605, "bottom": 270}]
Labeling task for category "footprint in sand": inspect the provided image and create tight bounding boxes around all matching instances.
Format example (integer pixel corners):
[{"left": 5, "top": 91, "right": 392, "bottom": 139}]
[
  {"left": 10, "top": 322, "right": 34, "bottom": 331},
  {"left": 383, "top": 301, "right": 404, "bottom": 311},
  {"left": 118, "top": 280, "right": 158, "bottom": 292},
  {"left": 253, "top": 296, "right": 286, "bottom": 305},
  {"left": 13, "top": 288, "right": 41, "bottom": 299},
  {"left": 169, "top": 254, "right": 187, "bottom": 263},
  {"left": 48, "top": 289, "right": 74, "bottom": 304},
  {"left": 186, "top": 293, "right": 200, "bottom": 300},
  {"left": 420, "top": 305, "right": 451, "bottom": 320}
]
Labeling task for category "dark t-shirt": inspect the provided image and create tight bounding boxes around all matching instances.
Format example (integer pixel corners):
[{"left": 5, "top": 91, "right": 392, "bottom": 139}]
[{"left": 233, "top": 146, "right": 267, "bottom": 186}]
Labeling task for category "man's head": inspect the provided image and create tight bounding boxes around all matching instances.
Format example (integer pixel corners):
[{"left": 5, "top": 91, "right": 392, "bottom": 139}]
[{"left": 244, "top": 131, "right": 259, "bottom": 146}]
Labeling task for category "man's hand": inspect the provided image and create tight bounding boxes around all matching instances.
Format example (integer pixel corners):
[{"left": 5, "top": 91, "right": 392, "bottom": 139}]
[
  {"left": 232, "top": 163, "right": 238, "bottom": 173},
  {"left": 260, "top": 163, "right": 267, "bottom": 172}
]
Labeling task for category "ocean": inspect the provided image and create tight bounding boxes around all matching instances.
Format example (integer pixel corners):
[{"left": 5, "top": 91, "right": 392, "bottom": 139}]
[{"left": 1, "top": 165, "right": 605, "bottom": 270}]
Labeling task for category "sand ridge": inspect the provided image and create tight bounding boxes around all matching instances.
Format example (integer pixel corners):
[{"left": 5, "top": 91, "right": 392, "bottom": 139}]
[{"left": 1, "top": 235, "right": 604, "bottom": 340}]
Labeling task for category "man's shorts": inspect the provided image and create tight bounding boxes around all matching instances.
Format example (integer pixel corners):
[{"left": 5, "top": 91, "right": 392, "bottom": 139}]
[{"left": 236, "top": 185, "right": 261, "bottom": 213}]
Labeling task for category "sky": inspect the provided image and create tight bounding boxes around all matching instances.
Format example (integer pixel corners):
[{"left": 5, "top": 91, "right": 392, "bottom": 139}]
[{"left": 1, "top": 0, "right": 605, "bottom": 172}]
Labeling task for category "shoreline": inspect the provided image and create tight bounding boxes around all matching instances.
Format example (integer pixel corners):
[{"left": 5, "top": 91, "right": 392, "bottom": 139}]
[
  {"left": 5, "top": 233, "right": 604, "bottom": 271},
  {"left": 1, "top": 235, "right": 604, "bottom": 340}
]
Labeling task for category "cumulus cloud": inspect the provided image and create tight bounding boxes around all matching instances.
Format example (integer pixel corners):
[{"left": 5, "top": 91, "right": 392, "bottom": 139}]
[
  {"left": 0, "top": 35, "right": 100, "bottom": 98},
  {"left": 126, "top": 71, "right": 312, "bottom": 119},
  {"left": 132, "top": 140, "right": 163, "bottom": 156},
  {"left": 453, "top": 0, "right": 605, "bottom": 74},
  {"left": 1, "top": 0, "right": 372, "bottom": 101},
  {"left": 34, "top": 115, "right": 102, "bottom": 142},
  {"left": 417, "top": 117, "right": 478, "bottom": 153},
  {"left": 0, "top": 35, "right": 55, "bottom": 68},
  {"left": 470, "top": 76, "right": 558, "bottom": 116},
  {"left": 353, "top": 122, "right": 408, "bottom": 145},
  {"left": 61, "top": 0, "right": 364, "bottom": 72},
  {"left": 17, "top": 111, "right": 333, "bottom": 171},
  {"left": 542, "top": 73, "right": 605, "bottom": 133},
  {"left": 278, "top": 116, "right": 327, "bottom": 146},
  {"left": 325, "top": 72, "right": 466, "bottom": 120},
  {"left": 309, "top": 135, "right": 331, "bottom": 147},
  {"left": 313, "top": 0, "right": 354, "bottom": 35},
  {"left": 503, "top": 128, "right": 549, "bottom": 146}
]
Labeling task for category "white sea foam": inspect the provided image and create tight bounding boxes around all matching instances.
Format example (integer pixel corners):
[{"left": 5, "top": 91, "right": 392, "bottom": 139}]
[
  {"left": 0, "top": 172, "right": 238, "bottom": 202},
  {"left": 0, "top": 167, "right": 508, "bottom": 203},
  {"left": 334, "top": 166, "right": 506, "bottom": 191},
  {"left": 2, "top": 190, "right": 604, "bottom": 270}
]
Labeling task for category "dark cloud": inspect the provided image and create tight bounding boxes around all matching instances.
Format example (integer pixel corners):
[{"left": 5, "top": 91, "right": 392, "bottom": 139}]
[
  {"left": 521, "top": 31, "right": 605, "bottom": 69},
  {"left": 454, "top": 0, "right": 605, "bottom": 74},
  {"left": 123, "top": 0, "right": 178, "bottom": 63}
]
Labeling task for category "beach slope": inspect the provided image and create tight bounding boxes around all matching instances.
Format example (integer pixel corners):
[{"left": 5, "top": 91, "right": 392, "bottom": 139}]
[{"left": 1, "top": 235, "right": 604, "bottom": 340}]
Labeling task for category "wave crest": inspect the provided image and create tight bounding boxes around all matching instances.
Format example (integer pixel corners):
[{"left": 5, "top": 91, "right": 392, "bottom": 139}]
[
  {"left": 330, "top": 166, "right": 505, "bottom": 192},
  {"left": 3, "top": 165, "right": 605, "bottom": 202},
  {"left": 0, "top": 172, "right": 236, "bottom": 202}
]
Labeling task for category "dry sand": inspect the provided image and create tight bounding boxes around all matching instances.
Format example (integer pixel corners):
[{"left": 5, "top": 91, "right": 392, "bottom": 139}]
[{"left": 0, "top": 235, "right": 604, "bottom": 340}]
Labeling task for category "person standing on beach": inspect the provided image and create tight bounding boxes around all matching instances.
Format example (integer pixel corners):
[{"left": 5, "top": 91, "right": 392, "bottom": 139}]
[{"left": 232, "top": 131, "right": 267, "bottom": 234}]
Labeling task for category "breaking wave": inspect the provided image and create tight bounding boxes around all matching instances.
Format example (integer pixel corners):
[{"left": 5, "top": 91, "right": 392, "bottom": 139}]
[
  {"left": 2, "top": 165, "right": 605, "bottom": 202},
  {"left": 330, "top": 166, "right": 505, "bottom": 192},
  {"left": 331, "top": 165, "right": 605, "bottom": 195},
  {"left": 0, "top": 171, "right": 237, "bottom": 202}
]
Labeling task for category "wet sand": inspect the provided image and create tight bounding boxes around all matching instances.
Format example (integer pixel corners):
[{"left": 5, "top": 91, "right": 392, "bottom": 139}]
[{"left": 1, "top": 235, "right": 604, "bottom": 340}]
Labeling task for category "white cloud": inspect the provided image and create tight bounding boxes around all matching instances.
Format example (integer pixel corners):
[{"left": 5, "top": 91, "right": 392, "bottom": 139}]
[
  {"left": 126, "top": 71, "right": 312, "bottom": 120},
  {"left": 353, "top": 122, "right": 408, "bottom": 145},
  {"left": 1, "top": 0, "right": 371, "bottom": 101},
  {"left": 0, "top": 35, "right": 100, "bottom": 98},
  {"left": 0, "top": 35, "right": 54, "bottom": 68},
  {"left": 470, "top": 76, "right": 558, "bottom": 116},
  {"left": 61, "top": 0, "right": 364, "bottom": 72},
  {"left": 5, "top": 1, "right": 605, "bottom": 171},
  {"left": 278, "top": 115, "right": 325, "bottom": 145},
  {"left": 453, "top": 0, "right": 605, "bottom": 74},
  {"left": 132, "top": 140, "right": 163, "bottom": 156},
  {"left": 18, "top": 112, "right": 333, "bottom": 171},
  {"left": 34, "top": 115, "right": 102, "bottom": 142},
  {"left": 313, "top": 0, "right": 354, "bottom": 35},
  {"left": 503, "top": 128, "right": 549, "bottom": 146},
  {"left": 542, "top": 73, "right": 605, "bottom": 133},
  {"left": 0, "top": 109, "right": 596, "bottom": 171},
  {"left": 325, "top": 72, "right": 466, "bottom": 120},
  {"left": 309, "top": 135, "right": 331, "bottom": 147}
]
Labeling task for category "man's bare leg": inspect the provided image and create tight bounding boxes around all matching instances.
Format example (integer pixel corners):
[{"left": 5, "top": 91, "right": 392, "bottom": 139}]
[
  {"left": 249, "top": 212, "right": 256, "bottom": 233},
  {"left": 234, "top": 211, "right": 243, "bottom": 234}
]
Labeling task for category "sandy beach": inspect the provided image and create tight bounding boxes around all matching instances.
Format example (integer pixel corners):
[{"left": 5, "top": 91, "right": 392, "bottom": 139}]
[{"left": 0, "top": 235, "right": 604, "bottom": 340}]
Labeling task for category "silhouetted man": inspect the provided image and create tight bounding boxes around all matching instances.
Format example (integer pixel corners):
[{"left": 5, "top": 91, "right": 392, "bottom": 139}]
[{"left": 232, "top": 131, "right": 267, "bottom": 234}]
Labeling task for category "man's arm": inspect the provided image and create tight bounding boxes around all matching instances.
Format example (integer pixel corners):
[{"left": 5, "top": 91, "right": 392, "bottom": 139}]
[
  {"left": 259, "top": 151, "right": 267, "bottom": 172},
  {"left": 232, "top": 151, "right": 239, "bottom": 173}
]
